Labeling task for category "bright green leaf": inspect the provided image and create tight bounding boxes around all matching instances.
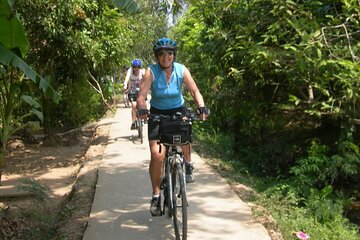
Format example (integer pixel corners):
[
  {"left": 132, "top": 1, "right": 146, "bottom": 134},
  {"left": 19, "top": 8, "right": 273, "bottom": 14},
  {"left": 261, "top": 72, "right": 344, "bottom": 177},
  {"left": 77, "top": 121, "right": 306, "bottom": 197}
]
[
  {"left": 21, "top": 95, "right": 41, "bottom": 108},
  {"left": 0, "top": 0, "right": 29, "bottom": 57},
  {"left": 0, "top": 45, "right": 47, "bottom": 92},
  {"left": 111, "top": 0, "right": 140, "bottom": 14}
]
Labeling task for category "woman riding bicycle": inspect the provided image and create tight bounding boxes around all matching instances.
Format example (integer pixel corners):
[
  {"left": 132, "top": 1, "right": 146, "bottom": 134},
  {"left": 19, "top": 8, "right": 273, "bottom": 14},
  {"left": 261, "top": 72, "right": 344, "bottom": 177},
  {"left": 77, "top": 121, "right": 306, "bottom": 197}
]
[
  {"left": 124, "top": 59, "right": 145, "bottom": 130},
  {"left": 136, "top": 37, "right": 209, "bottom": 216}
]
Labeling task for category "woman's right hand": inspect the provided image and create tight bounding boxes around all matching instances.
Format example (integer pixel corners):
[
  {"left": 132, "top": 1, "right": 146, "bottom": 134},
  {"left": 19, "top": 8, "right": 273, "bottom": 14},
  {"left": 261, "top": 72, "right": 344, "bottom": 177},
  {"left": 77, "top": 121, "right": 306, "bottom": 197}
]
[
  {"left": 137, "top": 109, "right": 149, "bottom": 119},
  {"left": 197, "top": 106, "right": 210, "bottom": 121}
]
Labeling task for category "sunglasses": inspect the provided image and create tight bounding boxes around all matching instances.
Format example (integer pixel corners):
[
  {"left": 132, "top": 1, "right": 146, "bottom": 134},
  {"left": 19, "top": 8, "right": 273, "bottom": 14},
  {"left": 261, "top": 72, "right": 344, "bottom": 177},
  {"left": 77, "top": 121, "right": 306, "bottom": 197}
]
[{"left": 157, "top": 50, "right": 174, "bottom": 57}]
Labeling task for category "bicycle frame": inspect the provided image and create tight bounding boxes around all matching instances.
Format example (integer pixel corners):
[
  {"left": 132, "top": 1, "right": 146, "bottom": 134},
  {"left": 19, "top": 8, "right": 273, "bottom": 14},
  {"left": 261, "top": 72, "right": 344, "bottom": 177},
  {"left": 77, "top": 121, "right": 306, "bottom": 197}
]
[
  {"left": 150, "top": 111, "right": 195, "bottom": 240},
  {"left": 160, "top": 143, "right": 188, "bottom": 240},
  {"left": 136, "top": 117, "right": 144, "bottom": 144},
  {"left": 161, "top": 145, "right": 186, "bottom": 212}
]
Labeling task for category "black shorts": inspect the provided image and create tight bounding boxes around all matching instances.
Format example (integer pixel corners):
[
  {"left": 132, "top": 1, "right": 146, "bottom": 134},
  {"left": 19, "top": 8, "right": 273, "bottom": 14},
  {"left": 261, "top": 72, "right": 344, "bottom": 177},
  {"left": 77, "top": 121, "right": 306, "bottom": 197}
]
[
  {"left": 148, "top": 106, "right": 187, "bottom": 141},
  {"left": 128, "top": 93, "right": 138, "bottom": 102}
]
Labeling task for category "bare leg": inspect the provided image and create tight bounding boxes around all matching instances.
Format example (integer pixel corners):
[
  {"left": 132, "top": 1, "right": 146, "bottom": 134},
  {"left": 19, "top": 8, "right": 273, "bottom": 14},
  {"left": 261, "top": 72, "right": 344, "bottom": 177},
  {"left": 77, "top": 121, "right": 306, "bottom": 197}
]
[
  {"left": 182, "top": 143, "right": 195, "bottom": 182},
  {"left": 181, "top": 144, "right": 191, "bottom": 163},
  {"left": 149, "top": 140, "right": 165, "bottom": 195}
]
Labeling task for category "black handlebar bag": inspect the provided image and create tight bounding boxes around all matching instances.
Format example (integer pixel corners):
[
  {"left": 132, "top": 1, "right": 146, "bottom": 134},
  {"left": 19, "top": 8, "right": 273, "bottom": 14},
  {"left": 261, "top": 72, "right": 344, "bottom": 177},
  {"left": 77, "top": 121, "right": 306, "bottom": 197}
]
[
  {"left": 127, "top": 90, "right": 139, "bottom": 102},
  {"left": 159, "top": 119, "right": 192, "bottom": 145}
]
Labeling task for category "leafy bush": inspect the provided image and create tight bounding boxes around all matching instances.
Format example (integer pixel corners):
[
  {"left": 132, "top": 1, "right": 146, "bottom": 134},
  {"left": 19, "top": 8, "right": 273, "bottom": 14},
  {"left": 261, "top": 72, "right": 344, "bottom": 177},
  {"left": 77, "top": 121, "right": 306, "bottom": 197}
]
[
  {"left": 63, "top": 78, "right": 104, "bottom": 126},
  {"left": 290, "top": 139, "right": 360, "bottom": 190},
  {"left": 260, "top": 182, "right": 359, "bottom": 240},
  {"left": 305, "top": 186, "right": 346, "bottom": 224},
  {"left": 16, "top": 178, "right": 57, "bottom": 239}
]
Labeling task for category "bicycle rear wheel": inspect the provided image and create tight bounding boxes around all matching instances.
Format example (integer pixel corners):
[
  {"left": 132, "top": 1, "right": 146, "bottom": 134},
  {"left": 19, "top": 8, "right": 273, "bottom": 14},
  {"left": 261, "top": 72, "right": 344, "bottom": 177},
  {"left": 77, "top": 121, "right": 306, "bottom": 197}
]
[
  {"left": 172, "top": 162, "right": 187, "bottom": 240},
  {"left": 123, "top": 93, "right": 130, "bottom": 107}
]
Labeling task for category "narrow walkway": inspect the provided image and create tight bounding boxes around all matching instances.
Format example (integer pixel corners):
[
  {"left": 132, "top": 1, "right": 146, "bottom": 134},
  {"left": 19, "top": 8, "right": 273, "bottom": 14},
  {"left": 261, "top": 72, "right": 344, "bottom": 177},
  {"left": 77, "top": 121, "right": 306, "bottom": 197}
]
[{"left": 82, "top": 107, "right": 271, "bottom": 240}]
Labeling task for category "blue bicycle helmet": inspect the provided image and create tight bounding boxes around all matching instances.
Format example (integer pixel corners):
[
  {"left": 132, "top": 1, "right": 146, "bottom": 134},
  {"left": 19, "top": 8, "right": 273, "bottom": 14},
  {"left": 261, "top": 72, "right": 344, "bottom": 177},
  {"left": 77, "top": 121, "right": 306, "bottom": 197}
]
[
  {"left": 153, "top": 37, "right": 177, "bottom": 53},
  {"left": 132, "top": 59, "right": 142, "bottom": 68}
]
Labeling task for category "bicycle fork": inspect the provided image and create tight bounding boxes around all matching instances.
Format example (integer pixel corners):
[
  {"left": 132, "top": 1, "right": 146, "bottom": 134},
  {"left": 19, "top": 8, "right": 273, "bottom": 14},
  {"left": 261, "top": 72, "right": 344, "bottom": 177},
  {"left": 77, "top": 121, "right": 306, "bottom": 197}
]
[{"left": 173, "top": 153, "right": 189, "bottom": 207}]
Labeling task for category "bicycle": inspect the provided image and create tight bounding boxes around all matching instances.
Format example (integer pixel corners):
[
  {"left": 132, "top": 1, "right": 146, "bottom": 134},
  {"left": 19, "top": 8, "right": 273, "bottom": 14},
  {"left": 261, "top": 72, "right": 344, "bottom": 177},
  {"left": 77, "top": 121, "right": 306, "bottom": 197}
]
[
  {"left": 122, "top": 90, "right": 130, "bottom": 108},
  {"left": 149, "top": 110, "right": 197, "bottom": 240},
  {"left": 127, "top": 88, "right": 145, "bottom": 143},
  {"left": 136, "top": 112, "right": 144, "bottom": 144}
]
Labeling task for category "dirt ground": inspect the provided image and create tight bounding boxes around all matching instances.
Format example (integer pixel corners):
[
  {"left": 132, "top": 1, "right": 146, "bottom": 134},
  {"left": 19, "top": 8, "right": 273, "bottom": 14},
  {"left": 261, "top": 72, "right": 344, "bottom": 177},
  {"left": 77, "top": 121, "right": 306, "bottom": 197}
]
[{"left": 0, "top": 114, "right": 112, "bottom": 240}]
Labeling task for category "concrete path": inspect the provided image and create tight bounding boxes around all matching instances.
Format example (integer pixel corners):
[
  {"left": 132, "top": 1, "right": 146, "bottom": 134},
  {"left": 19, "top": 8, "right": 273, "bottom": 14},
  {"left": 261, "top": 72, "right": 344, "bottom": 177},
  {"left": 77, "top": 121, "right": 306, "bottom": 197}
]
[{"left": 82, "top": 107, "right": 271, "bottom": 240}]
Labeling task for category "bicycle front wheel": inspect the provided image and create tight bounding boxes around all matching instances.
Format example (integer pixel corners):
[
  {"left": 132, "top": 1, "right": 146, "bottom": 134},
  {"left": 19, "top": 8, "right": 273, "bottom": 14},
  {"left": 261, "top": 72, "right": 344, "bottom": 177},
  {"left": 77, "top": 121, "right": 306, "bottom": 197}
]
[
  {"left": 123, "top": 93, "right": 129, "bottom": 107},
  {"left": 172, "top": 162, "right": 187, "bottom": 240},
  {"left": 137, "top": 119, "right": 143, "bottom": 143},
  {"left": 166, "top": 159, "right": 174, "bottom": 218}
]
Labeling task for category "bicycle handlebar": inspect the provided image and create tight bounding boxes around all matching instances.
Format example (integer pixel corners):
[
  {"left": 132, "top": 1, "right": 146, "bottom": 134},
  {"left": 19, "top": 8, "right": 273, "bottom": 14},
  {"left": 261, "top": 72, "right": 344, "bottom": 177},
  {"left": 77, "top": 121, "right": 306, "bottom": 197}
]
[
  {"left": 126, "top": 88, "right": 140, "bottom": 94},
  {"left": 148, "top": 110, "right": 199, "bottom": 122}
]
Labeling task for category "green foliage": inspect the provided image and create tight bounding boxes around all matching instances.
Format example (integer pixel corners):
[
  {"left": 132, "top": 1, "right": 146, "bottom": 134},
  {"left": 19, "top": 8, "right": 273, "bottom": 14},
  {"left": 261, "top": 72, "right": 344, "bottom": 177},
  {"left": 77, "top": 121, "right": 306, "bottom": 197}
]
[
  {"left": 114, "top": 0, "right": 169, "bottom": 66},
  {"left": 11, "top": 0, "right": 168, "bottom": 134},
  {"left": 13, "top": 0, "right": 129, "bottom": 131},
  {"left": 16, "top": 179, "right": 57, "bottom": 240},
  {"left": 174, "top": 1, "right": 360, "bottom": 238},
  {"left": 193, "top": 123, "right": 234, "bottom": 160},
  {"left": 0, "top": 0, "right": 29, "bottom": 57},
  {"left": 261, "top": 183, "right": 359, "bottom": 240},
  {"left": 174, "top": 0, "right": 360, "bottom": 181},
  {"left": 0, "top": 0, "right": 54, "bottom": 179},
  {"left": 306, "top": 186, "right": 344, "bottom": 223},
  {"left": 290, "top": 139, "right": 360, "bottom": 189},
  {"left": 265, "top": 197, "right": 359, "bottom": 240},
  {"left": 111, "top": 0, "right": 139, "bottom": 14},
  {"left": 195, "top": 127, "right": 360, "bottom": 240},
  {"left": 63, "top": 78, "right": 103, "bottom": 126},
  {"left": 19, "top": 213, "right": 57, "bottom": 240}
]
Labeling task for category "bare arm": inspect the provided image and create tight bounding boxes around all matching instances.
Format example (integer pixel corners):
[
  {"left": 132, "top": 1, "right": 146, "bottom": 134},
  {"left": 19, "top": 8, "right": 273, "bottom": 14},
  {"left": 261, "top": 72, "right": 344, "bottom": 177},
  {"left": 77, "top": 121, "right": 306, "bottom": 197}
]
[
  {"left": 183, "top": 66, "right": 209, "bottom": 120},
  {"left": 183, "top": 66, "right": 205, "bottom": 108},
  {"left": 137, "top": 67, "right": 152, "bottom": 110},
  {"left": 123, "top": 68, "right": 131, "bottom": 90}
]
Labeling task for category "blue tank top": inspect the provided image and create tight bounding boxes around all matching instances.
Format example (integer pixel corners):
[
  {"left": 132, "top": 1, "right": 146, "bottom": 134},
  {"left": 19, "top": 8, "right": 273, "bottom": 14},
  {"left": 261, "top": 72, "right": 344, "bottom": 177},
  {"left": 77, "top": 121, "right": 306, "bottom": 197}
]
[{"left": 149, "top": 62, "right": 184, "bottom": 110}]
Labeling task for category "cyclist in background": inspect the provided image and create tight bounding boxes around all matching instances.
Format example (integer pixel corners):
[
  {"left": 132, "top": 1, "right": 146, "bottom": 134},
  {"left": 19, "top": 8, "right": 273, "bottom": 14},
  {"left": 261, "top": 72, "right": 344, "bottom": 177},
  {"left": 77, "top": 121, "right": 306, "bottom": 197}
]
[
  {"left": 124, "top": 59, "right": 145, "bottom": 130},
  {"left": 136, "top": 37, "right": 209, "bottom": 216}
]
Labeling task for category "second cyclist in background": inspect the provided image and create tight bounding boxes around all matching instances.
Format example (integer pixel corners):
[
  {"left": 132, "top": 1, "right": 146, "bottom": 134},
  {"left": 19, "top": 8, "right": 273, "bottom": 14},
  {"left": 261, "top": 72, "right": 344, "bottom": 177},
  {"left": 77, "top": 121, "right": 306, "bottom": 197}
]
[{"left": 124, "top": 59, "right": 145, "bottom": 130}]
